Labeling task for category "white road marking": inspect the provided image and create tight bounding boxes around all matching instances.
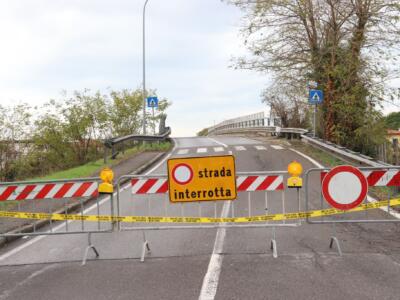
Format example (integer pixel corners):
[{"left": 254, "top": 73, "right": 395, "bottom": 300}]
[
  {"left": 271, "top": 145, "right": 284, "bottom": 150},
  {"left": 289, "top": 148, "right": 400, "bottom": 219},
  {"left": 289, "top": 148, "right": 324, "bottom": 168},
  {"left": 234, "top": 146, "right": 246, "bottom": 151},
  {"left": 213, "top": 147, "right": 224, "bottom": 153},
  {"left": 197, "top": 148, "right": 208, "bottom": 153},
  {"left": 177, "top": 149, "right": 189, "bottom": 155},
  {"left": 0, "top": 140, "right": 178, "bottom": 262},
  {"left": 145, "top": 141, "right": 177, "bottom": 175},
  {"left": 255, "top": 145, "right": 267, "bottom": 150},
  {"left": 207, "top": 137, "right": 228, "bottom": 148},
  {"left": 199, "top": 150, "right": 233, "bottom": 300}
]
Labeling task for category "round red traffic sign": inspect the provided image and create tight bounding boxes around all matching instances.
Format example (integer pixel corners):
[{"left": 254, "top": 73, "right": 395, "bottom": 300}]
[
  {"left": 322, "top": 165, "right": 368, "bottom": 210},
  {"left": 172, "top": 163, "right": 193, "bottom": 185}
]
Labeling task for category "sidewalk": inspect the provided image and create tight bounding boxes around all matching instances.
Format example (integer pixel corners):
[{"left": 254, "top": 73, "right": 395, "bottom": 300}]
[{"left": 0, "top": 150, "right": 168, "bottom": 245}]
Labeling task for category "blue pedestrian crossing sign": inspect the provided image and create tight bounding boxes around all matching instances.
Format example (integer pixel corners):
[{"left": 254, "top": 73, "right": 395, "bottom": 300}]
[
  {"left": 309, "top": 90, "right": 324, "bottom": 104},
  {"left": 147, "top": 97, "right": 159, "bottom": 108}
]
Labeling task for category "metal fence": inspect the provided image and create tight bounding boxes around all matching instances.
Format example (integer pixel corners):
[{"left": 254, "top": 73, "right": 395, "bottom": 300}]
[
  {"left": 0, "top": 177, "right": 113, "bottom": 264},
  {"left": 117, "top": 171, "right": 301, "bottom": 260},
  {"left": 207, "top": 111, "right": 281, "bottom": 135},
  {"left": 305, "top": 166, "right": 400, "bottom": 255}
]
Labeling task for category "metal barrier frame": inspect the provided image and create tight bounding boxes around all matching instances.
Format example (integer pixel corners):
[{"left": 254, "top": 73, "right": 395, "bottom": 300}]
[
  {"left": 305, "top": 166, "right": 400, "bottom": 255},
  {"left": 0, "top": 177, "right": 113, "bottom": 265},
  {"left": 117, "top": 171, "right": 301, "bottom": 260}
]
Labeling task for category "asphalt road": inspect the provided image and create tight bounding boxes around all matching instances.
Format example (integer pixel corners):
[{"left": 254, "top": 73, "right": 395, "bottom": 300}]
[{"left": 0, "top": 136, "right": 399, "bottom": 300}]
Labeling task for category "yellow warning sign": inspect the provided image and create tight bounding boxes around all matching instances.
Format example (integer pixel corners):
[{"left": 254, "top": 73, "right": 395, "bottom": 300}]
[{"left": 167, "top": 155, "right": 237, "bottom": 203}]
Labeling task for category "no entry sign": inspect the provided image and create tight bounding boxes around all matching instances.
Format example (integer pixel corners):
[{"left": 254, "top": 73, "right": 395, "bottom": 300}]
[
  {"left": 322, "top": 165, "right": 368, "bottom": 210},
  {"left": 167, "top": 155, "right": 237, "bottom": 203}
]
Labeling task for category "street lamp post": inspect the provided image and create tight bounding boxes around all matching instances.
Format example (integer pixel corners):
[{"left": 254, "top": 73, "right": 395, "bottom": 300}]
[{"left": 142, "top": 0, "right": 150, "bottom": 135}]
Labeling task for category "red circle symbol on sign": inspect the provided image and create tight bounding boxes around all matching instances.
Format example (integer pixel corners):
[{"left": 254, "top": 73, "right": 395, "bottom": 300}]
[
  {"left": 172, "top": 163, "right": 193, "bottom": 185},
  {"left": 322, "top": 165, "right": 368, "bottom": 210}
]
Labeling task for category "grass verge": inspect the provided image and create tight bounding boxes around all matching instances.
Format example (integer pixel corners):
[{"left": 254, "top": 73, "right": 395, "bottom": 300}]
[
  {"left": 289, "top": 140, "right": 347, "bottom": 167},
  {"left": 29, "top": 141, "right": 171, "bottom": 181}
]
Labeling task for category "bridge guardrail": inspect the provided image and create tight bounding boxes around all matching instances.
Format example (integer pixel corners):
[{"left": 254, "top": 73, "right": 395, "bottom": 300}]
[
  {"left": 104, "top": 127, "right": 171, "bottom": 160},
  {"left": 207, "top": 114, "right": 387, "bottom": 167}
]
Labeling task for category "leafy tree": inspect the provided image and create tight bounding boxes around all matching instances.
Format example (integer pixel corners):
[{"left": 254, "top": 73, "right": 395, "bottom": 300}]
[
  {"left": 384, "top": 112, "right": 400, "bottom": 130},
  {"left": 0, "top": 104, "right": 31, "bottom": 180},
  {"left": 1, "top": 88, "right": 171, "bottom": 180},
  {"left": 229, "top": 0, "right": 400, "bottom": 151},
  {"left": 109, "top": 89, "right": 143, "bottom": 137},
  {"left": 197, "top": 128, "right": 209, "bottom": 136},
  {"left": 110, "top": 89, "right": 171, "bottom": 136}
]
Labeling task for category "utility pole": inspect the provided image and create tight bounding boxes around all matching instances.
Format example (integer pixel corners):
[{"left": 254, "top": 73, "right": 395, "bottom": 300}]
[{"left": 142, "top": 0, "right": 150, "bottom": 135}]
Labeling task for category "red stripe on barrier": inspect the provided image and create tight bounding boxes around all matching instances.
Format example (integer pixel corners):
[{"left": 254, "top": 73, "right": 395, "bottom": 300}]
[
  {"left": 91, "top": 189, "right": 99, "bottom": 197},
  {"left": 137, "top": 179, "right": 157, "bottom": 194},
  {"left": 387, "top": 172, "right": 400, "bottom": 187},
  {"left": 53, "top": 183, "right": 74, "bottom": 198},
  {"left": 15, "top": 185, "right": 36, "bottom": 201},
  {"left": 35, "top": 184, "right": 55, "bottom": 199},
  {"left": 157, "top": 181, "right": 169, "bottom": 193},
  {"left": 320, "top": 172, "right": 327, "bottom": 182},
  {"left": 72, "top": 182, "right": 92, "bottom": 197},
  {"left": 0, "top": 186, "right": 17, "bottom": 201},
  {"left": 131, "top": 179, "right": 139, "bottom": 186},
  {"left": 276, "top": 182, "right": 284, "bottom": 190},
  {"left": 366, "top": 171, "right": 385, "bottom": 186},
  {"left": 256, "top": 176, "right": 278, "bottom": 191},
  {"left": 237, "top": 176, "right": 257, "bottom": 191}
]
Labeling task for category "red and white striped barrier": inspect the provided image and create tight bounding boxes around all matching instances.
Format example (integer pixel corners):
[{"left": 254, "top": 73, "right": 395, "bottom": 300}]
[
  {"left": 131, "top": 175, "right": 284, "bottom": 194},
  {"left": 131, "top": 178, "right": 169, "bottom": 194},
  {"left": 320, "top": 170, "right": 400, "bottom": 187},
  {"left": 236, "top": 175, "right": 284, "bottom": 191},
  {"left": 0, "top": 181, "right": 98, "bottom": 201}
]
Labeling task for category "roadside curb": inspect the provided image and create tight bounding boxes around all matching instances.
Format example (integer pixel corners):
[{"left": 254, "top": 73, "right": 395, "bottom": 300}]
[{"left": 0, "top": 143, "right": 173, "bottom": 249}]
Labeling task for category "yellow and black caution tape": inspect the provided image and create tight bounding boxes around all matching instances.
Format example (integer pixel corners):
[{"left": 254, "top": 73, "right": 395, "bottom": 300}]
[{"left": 0, "top": 199, "right": 399, "bottom": 224}]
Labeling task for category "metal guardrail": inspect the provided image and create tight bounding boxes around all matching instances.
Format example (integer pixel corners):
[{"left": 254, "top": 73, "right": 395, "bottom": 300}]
[
  {"left": 209, "top": 126, "right": 277, "bottom": 135},
  {"left": 207, "top": 111, "right": 281, "bottom": 135},
  {"left": 279, "top": 128, "right": 308, "bottom": 134},
  {"left": 300, "top": 134, "right": 388, "bottom": 167},
  {"left": 207, "top": 112, "right": 387, "bottom": 167},
  {"left": 104, "top": 127, "right": 171, "bottom": 160}
]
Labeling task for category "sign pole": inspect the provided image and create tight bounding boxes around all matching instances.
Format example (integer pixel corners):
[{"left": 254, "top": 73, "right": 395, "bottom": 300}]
[
  {"left": 152, "top": 106, "right": 155, "bottom": 135},
  {"left": 313, "top": 104, "right": 317, "bottom": 137}
]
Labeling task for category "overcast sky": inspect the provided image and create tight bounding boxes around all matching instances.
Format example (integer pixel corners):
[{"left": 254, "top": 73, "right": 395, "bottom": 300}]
[
  {"left": 0, "top": 0, "right": 398, "bottom": 137},
  {"left": 0, "top": 0, "right": 270, "bottom": 137}
]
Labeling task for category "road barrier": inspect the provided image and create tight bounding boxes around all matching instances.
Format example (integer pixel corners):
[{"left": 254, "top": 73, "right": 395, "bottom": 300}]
[
  {"left": 2, "top": 165, "right": 400, "bottom": 265},
  {"left": 117, "top": 171, "right": 300, "bottom": 260},
  {"left": 0, "top": 177, "right": 113, "bottom": 265},
  {"left": 305, "top": 165, "right": 400, "bottom": 255}
]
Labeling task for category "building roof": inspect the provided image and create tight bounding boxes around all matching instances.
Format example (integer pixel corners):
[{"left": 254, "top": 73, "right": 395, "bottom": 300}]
[{"left": 387, "top": 129, "right": 400, "bottom": 136}]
